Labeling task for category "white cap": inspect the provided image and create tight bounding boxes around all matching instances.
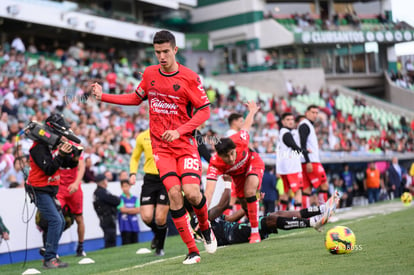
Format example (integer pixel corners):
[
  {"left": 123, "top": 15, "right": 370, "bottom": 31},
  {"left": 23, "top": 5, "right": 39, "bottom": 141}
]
[{"left": 229, "top": 81, "right": 235, "bottom": 86}]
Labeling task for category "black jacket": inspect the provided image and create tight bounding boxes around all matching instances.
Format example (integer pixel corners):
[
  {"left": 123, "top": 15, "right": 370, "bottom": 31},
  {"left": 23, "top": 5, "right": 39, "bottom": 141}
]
[{"left": 93, "top": 186, "right": 120, "bottom": 226}]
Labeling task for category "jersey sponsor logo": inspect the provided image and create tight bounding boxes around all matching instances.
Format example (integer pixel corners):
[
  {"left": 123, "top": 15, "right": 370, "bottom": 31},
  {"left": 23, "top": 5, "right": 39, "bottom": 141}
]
[
  {"left": 173, "top": 83, "right": 180, "bottom": 91},
  {"left": 150, "top": 98, "right": 178, "bottom": 115},
  {"left": 151, "top": 80, "right": 155, "bottom": 86}
]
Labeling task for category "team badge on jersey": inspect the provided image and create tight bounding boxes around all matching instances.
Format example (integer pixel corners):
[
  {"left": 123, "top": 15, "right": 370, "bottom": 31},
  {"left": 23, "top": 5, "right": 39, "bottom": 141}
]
[{"left": 173, "top": 83, "right": 180, "bottom": 91}]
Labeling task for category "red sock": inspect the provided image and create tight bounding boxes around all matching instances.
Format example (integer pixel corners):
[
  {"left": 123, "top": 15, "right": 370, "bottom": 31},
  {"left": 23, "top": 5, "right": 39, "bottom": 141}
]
[
  {"left": 192, "top": 196, "right": 209, "bottom": 231},
  {"left": 280, "top": 200, "right": 289, "bottom": 211},
  {"left": 171, "top": 208, "right": 199, "bottom": 254},
  {"left": 302, "top": 194, "right": 310, "bottom": 208},
  {"left": 246, "top": 196, "right": 259, "bottom": 229}
]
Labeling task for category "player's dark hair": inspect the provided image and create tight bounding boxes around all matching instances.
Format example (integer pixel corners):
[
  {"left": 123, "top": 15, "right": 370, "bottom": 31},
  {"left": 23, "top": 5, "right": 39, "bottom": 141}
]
[
  {"left": 306, "top": 104, "right": 319, "bottom": 111},
  {"left": 281, "top": 112, "right": 293, "bottom": 121},
  {"left": 227, "top": 113, "right": 243, "bottom": 126},
  {"left": 153, "top": 30, "right": 176, "bottom": 48},
  {"left": 295, "top": 115, "right": 305, "bottom": 123},
  {"left": 215, "top": 138, "right": 236, "bottom": 156}
]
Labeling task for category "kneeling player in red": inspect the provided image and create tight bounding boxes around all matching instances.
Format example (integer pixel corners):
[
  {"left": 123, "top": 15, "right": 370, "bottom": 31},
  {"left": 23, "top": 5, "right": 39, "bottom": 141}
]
[{"left": 205, "top": 100, "right": 263, "bottom": 243}]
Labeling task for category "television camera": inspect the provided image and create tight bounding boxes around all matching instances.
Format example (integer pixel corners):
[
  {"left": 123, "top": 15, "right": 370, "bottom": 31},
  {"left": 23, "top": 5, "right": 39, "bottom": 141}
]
[{"left": 20, "top": 120, "right": 83, "bottom": 157}]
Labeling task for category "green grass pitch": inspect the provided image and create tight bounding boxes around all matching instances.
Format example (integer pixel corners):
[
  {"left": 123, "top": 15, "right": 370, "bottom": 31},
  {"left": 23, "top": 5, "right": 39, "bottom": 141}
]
[{"left": 1, "top": 204, "right": 413, "bottom": 275}]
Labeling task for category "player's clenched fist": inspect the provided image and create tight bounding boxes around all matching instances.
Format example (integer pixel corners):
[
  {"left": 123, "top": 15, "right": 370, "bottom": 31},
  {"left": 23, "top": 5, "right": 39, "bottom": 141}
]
[{"left": 91, "top": 82, "right": 103, "bottom": 101}]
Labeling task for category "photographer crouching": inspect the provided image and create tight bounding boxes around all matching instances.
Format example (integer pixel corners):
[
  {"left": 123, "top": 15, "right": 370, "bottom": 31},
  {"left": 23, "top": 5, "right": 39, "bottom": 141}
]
[{"left": 25, "top": 113, "right": 82, "bottom": 269}]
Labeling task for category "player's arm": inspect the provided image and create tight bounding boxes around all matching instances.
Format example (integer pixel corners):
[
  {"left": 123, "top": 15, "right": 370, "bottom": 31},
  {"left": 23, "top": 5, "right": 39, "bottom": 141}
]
[
  {"left": 163, "top": 76, "right": 210, "bottom": 142},
  {"left": 205, "top": 179, "right": 217, "bottom": 207},
  {"left": 282, "top": 132, "right": 302, "bottom": 152},
  {"left": 176, "top": 105, "right": 211, "bottom": 137},
  {"left": 129, "top": 135, "right": 143, "bottom": 185},
  {"left": 119, "top": 206, "right": 140, "bottom": 215},
  {"left": 68, "top": 158, "right": 85, "bottom": 194},
  {"left": 91, "top": 82, "right": 146, "bottom": 106},
  {"left": 298, "top": 123, "right": 311, "bottom": 163},
  {"left": 102, "top": 192, "right": 121, "bottom": 207},
  {"left": 240, "top": 100, "right": 260, "bottom": 132},
  {"left": 208, "top": 185, "right": 231, "bottom": 221},
  {"left": 224, "top": 209, "right": 246, "bottom": 222}
]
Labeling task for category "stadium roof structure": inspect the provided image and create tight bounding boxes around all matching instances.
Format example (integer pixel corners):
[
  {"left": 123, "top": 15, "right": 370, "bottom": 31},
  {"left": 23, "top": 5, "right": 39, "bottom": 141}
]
[{"left": 0, "top": 0, "right": 186, "bottom": 47}]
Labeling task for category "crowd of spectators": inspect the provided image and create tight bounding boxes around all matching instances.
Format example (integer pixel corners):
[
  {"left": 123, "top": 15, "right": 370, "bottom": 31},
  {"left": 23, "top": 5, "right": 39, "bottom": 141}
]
[
  {"left": 1, "top": 38, "right": 414, "bottom": 193},
  {"left": 266, "top": 10, "right": 408, "bottom": 32},
  {"left": 390, "top": 58, "right": 414, "bottom": 91}
]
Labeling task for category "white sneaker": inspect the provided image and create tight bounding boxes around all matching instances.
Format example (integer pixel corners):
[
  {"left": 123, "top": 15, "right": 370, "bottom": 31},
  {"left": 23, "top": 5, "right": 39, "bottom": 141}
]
[
  {"left": 314, "top": 191, "right": 339, "bottom": 232},
  {"left": 201, "top": 225, "right": 217, "bottom": 254},
  {"left": 182, "top": 252, "right": 201, "bottom": 264}
]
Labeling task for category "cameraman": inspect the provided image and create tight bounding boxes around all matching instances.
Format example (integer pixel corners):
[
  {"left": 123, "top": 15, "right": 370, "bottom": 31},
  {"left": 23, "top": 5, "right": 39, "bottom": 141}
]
[{"left": 26, "top": 114, "right": 78, "bottom": 269}]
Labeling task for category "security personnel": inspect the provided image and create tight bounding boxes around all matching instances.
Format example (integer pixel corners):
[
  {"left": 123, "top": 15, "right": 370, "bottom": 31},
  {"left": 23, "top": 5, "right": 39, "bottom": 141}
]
[{"left": 93, "top": 174, "right": 120, "bottom": 248}]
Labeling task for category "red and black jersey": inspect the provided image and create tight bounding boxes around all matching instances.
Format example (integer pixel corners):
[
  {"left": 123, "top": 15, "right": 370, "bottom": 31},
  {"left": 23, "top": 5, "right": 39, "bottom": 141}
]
[
  {"left": 207, "top": 130, "right": 252, "bottom": 180},
  {"left": 101, "top": 63, "right": 210, "bottom": 150},
  {"left": 137, "top": 64, "right": 210, "bottom": 149}
]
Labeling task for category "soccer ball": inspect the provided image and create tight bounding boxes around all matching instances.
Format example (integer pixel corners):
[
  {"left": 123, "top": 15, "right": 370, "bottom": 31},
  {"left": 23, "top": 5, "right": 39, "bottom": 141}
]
[
  {"left": 325, "top": 226, "right": 356, "bottom": 254},
  {"left": 401, "top": 192, "right": 412, "bottom": 205}
]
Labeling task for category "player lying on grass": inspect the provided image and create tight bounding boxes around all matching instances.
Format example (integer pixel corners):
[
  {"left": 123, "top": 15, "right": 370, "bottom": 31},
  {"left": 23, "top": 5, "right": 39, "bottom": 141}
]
[{"left": 198, "top": 183, "right": 339, "bottom": 246}]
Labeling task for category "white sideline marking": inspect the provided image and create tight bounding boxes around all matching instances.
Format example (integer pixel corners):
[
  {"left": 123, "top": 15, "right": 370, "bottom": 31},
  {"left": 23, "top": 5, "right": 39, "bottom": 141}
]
[
  {"left": 119, "top": 255, "right": 185, "bottom": 272},
  {"left": 101, "top": 247, "right": 226, "bottom": 274}
]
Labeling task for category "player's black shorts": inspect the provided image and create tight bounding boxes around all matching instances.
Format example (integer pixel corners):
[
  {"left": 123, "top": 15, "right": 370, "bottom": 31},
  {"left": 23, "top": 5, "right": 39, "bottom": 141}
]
[{"left": 140, "top": 174, "right": 169, "bottom": 206}]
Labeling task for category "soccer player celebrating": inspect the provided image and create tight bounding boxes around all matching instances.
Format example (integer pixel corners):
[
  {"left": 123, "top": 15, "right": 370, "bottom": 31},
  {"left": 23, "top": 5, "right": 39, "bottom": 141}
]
[
  {"left": 92, "top": 30, "right": 216, "bottom": 264},
  {"left": 129, "top": 129, "right": 169, "bottom": 256},
  {"left": 276, "top": 112, "right": 303, "bottom": 210},
  {"left": 205, "top": 100, "right": 263, "bottom": 243},
  {"left": 298, "top": 105, "right": 329, "bottom": 208}
]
